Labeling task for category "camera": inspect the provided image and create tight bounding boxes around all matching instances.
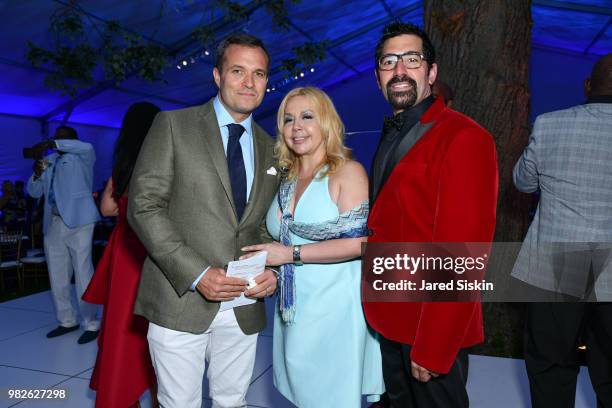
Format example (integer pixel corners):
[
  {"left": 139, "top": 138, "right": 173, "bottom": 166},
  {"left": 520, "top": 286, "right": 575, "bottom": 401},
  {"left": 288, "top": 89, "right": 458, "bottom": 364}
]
[
  {"left": 23, "top": 146, "right": 44, "bottom": 160},
  {"left": 23, "top": 140, "right": 53, "bottom": 160}
]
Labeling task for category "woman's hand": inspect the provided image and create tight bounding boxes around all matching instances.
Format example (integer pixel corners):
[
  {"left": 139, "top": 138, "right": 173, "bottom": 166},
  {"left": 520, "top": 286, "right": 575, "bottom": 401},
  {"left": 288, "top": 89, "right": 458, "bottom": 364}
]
[
  {"left": 241, "top": 242, "right": 293, "bottom": 266},
  {"left": 100, "top": 178, "right": 119, "bottom": 217}
]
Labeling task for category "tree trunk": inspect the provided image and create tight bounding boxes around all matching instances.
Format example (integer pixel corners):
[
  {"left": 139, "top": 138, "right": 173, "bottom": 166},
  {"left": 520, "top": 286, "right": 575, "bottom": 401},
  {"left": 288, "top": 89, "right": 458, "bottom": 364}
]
[{"left": 424, "top": 0, "right": 532, "bottom": 357}]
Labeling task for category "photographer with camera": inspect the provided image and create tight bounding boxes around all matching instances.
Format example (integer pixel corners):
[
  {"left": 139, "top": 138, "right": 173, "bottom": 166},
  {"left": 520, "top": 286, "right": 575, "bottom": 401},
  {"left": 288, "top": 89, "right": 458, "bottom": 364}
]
[{"left": 27, "top": 126, "right": 101, "bottom": 344}]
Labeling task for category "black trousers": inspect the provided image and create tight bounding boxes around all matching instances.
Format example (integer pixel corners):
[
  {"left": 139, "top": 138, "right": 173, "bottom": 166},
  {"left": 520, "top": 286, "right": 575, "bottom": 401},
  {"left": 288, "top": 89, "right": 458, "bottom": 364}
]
[
  {"left": 379, "top": 335, "right": 469, "bottom": 408},
  {"left": 524, "top": 302, "right": 612, "bottom": 408}
]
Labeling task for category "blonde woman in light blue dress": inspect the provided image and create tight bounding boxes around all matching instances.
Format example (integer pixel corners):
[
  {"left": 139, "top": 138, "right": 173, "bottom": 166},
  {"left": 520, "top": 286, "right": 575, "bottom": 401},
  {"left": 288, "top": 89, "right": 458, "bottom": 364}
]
[{"left": 242, "top": 87, "right": 384, "bottom": 407}]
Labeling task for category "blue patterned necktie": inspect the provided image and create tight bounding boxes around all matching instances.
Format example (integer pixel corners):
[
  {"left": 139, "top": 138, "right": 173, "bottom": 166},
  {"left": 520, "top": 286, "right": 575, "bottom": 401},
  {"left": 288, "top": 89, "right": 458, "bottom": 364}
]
[{"left": 227, "top": 123, "right": 247, "bottom": 220}]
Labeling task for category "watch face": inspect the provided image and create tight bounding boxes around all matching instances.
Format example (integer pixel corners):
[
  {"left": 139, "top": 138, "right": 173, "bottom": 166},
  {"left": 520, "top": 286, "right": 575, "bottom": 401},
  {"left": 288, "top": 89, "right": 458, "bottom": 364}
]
[{"left": 292, "top": 245, "right": 302, "bottom": 264}]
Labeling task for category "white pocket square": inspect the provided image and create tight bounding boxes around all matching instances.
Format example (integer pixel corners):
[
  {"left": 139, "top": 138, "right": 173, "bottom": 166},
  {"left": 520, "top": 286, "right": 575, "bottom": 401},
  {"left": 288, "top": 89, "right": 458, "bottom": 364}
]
[{"left": 266, "top": 166, "right": 277, "bottom": 176}]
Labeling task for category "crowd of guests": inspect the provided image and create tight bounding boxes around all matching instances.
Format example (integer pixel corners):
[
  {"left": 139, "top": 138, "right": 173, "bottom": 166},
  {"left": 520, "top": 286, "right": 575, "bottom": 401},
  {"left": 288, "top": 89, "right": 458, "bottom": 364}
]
[
  {"left": 0, "top": 180, "right": 25, "bottom": 229},
  {"left": 16, "top": 19, "right": 612, "bottom": 408},
  {"left": 0, "top": 179, "right": 43, "bottom": 233}
]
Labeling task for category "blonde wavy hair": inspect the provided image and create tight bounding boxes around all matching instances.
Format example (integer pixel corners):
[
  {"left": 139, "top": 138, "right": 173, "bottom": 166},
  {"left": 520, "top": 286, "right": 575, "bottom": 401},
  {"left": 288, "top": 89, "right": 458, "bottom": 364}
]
[{"left": 275, "top": 87, "right": 352, "bottom": 180}]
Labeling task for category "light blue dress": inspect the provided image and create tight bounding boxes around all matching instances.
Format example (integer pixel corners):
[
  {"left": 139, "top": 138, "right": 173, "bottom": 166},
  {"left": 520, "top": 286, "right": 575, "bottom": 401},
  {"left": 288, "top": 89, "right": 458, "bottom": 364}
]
[{"left": 266, "top": 174, "right": 384, "bottom": 408}]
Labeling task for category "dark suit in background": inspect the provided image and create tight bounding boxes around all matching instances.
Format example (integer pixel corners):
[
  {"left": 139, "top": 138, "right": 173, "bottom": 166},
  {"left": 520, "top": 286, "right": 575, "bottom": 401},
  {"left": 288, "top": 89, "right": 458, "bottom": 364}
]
[{"left": 513, "top": 54, "right": 612, "bottom": 408}]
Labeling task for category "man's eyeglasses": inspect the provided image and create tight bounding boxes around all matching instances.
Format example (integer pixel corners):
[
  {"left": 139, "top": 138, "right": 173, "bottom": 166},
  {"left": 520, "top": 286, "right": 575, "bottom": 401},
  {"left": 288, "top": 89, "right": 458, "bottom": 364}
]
[{"left": 378, "top": 52, "right": 426, "bottom": 71}]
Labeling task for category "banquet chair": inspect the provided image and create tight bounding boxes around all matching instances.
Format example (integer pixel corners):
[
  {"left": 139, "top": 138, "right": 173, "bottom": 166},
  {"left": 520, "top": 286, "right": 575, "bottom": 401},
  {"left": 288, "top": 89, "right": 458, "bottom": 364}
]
[{"left": 0, "top": 230, "right": 23, "bottom": 292}]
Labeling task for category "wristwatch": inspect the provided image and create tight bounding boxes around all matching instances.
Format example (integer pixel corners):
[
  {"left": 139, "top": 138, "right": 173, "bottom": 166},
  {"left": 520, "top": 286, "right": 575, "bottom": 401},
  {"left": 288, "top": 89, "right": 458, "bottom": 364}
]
[{"left": 292, "top": 245, "right": 303, "bottom": 266}]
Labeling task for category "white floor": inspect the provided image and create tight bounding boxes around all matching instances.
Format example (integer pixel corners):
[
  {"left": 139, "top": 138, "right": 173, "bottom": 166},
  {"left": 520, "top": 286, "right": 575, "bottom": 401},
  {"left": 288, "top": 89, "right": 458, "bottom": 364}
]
[{"left": 0, "top": 291, "right": 598, "bottom": 408}]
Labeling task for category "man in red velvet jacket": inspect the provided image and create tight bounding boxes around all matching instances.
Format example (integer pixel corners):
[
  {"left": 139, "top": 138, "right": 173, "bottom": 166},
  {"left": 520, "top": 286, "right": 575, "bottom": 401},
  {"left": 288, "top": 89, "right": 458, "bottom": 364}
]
[{"left": 364, "top": 22, "right": 498, "bottom": 407}]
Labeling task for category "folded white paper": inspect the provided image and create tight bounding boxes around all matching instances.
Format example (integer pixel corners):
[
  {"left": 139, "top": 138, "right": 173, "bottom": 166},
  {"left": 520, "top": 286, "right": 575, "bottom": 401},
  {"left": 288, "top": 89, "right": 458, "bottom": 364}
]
[{"left": 220, "top": 251, "right": 267, "bottom": 312}]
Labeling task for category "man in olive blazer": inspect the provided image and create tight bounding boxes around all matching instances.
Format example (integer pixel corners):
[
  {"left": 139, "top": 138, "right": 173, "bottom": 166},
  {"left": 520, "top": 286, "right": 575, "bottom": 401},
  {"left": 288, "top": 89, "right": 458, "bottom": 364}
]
[{"left": 128, "top": 33, "right": 278, "bottom": 408}]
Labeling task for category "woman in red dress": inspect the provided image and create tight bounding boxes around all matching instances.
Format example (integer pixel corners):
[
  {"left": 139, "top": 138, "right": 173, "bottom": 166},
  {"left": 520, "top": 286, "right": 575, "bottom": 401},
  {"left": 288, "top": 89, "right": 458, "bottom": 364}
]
[{"left": 83, "top": 102, "right": 161, "bottom": 408}]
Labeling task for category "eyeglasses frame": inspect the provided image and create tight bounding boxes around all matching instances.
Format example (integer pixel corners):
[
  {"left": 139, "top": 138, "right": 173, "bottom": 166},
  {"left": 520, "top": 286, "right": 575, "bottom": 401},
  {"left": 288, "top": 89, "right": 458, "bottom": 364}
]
[{"left": 377, "top": 51, "right": 427, "bottom": 71}]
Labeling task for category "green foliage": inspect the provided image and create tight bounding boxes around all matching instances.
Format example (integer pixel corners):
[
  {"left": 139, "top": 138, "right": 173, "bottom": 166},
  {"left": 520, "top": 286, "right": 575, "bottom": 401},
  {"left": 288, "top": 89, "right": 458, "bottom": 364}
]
[
  {"left": 27, "top": 0, "right": 328, "bottom": 97},
  {"left": 193, "top": 26, "right": 215, "bottom": 50},
  {"left": 101, "top": 26, "right": 167, "bottom": 84},
  {"left": 27, "top": 7, "right": 168, "bottom": 97},
  {"left": 50, "top": 10, "right": 84, "bottom": 39},
  {"left": 27, "top": 41, "right": 97, "bottom": 97},
  {"left": 220, "top": 1, "right": 251, "bottom": 21},
  {"left": 264, "top": 0, "right": 301, "bottom": 30},
  {"left": 294, "top": 41, "right": 328, "bottom": 65},
  {"left": 280, "top": 41, "right": 329, "bottom": 76}
]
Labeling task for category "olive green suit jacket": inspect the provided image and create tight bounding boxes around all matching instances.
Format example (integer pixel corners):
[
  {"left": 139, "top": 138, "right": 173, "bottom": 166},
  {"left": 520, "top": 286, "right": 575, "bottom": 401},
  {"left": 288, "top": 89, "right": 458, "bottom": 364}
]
[{"left": 128, "top": 99, "right": 278, "bottom": 334}]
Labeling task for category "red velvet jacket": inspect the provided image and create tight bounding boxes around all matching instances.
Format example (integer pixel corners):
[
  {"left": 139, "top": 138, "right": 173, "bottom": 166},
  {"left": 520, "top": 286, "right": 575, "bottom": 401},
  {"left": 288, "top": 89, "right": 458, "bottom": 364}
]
[{"left": 364, "top": 97, "right": 499, "bottom": 374}]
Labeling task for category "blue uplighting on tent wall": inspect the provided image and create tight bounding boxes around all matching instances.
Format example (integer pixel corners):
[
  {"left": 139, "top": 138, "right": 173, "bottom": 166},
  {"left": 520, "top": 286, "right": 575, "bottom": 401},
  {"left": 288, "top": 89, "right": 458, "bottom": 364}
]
[{"left": 0, "top": 1, "right": 608, "bottom": 128}]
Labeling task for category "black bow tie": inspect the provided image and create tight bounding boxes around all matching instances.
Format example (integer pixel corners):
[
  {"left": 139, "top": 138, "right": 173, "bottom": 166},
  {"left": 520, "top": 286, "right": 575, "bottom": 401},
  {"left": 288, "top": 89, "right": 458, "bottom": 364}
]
[{"left": 383, "top": 114, "right": 404, "bottom": 133}]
